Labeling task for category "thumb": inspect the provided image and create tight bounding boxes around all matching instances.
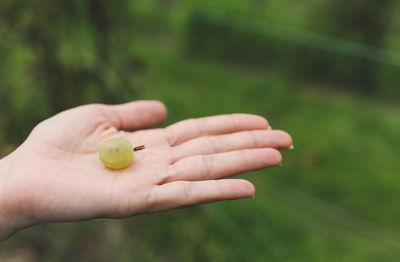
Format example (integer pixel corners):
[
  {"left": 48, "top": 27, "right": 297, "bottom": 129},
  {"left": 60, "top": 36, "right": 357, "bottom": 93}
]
[{"left": 107, "top": 100, "right": 167, "bottom": 130}]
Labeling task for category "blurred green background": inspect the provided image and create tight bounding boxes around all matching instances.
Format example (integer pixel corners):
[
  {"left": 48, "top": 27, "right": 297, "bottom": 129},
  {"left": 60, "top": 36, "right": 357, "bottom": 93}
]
[{"left": 1, "top": 0, "right": 400, "bottom": 261}]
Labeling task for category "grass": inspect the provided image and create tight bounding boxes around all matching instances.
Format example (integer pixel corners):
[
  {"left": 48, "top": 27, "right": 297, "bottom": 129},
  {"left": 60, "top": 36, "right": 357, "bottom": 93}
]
[
  {"left": 2, "top": 31, "right": 400, "bottom": 262},
  {"left": 132, "top": 35, "right": 400, "bottom": 261}
]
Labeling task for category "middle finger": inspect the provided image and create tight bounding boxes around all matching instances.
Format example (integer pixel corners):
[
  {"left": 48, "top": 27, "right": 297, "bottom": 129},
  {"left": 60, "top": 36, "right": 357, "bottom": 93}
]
[{"left": 171, "top": 130, "right": 292, "bottom": 163}]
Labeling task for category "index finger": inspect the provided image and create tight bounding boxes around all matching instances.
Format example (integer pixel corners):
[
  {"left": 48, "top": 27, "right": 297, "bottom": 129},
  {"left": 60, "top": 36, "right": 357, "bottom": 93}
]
[{"left": 165, "top": 114, "right": 269, "bottom": 146}]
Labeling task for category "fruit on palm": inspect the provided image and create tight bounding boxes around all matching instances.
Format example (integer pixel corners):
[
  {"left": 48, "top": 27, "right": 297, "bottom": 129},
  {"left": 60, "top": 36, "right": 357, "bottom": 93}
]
[{"left": 99, "top": 137, "right": 144, "bottom": 169}]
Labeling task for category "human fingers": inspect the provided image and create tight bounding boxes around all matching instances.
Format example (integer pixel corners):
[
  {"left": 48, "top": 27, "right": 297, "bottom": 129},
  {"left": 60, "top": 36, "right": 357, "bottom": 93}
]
[
  {"left": 106, "top": 100, "right": 167, "bottom": 130},
  {"left": 165, "top": 114, "right": 269, "bottom": 146},
  {"left": 171, "top": 130, "right": 292, "bottom": 163},
  {"left": 147, "top": 179, "right": 255, "bottom": 212},
  {"left": 162, "top": 148, "right": 282, "bottom": 183}
]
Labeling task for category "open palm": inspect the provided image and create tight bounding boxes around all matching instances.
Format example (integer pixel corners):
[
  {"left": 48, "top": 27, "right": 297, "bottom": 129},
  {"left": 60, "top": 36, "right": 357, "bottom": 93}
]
[{"left": 1, "top": 100, "right": 292, "bottom": 236}]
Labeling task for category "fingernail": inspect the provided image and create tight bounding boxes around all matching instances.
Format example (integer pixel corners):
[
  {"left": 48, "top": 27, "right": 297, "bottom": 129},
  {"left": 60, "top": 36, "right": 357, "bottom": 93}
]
[
  {"left": 289, "top": 145, "right": 294, "bottom": 150},
  {"left": 268, "top": 125, "right": 272, "bottom": 130}
]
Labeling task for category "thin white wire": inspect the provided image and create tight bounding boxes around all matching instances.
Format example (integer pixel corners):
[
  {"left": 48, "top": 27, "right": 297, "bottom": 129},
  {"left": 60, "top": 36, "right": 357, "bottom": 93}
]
[{"left": 192, "top": 7, "right": 400, "bottom": 67}]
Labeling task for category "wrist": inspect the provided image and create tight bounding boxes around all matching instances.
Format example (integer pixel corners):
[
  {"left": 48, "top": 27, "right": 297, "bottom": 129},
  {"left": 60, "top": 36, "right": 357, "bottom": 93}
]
[{"left": 0, "top": 153, "right": 26, "bottom": 240}]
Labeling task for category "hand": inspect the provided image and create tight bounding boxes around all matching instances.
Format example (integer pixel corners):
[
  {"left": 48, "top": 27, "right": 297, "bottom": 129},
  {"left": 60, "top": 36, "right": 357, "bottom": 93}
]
[{"left": 0, "top": 100, "right": 292, "bottom": 239}]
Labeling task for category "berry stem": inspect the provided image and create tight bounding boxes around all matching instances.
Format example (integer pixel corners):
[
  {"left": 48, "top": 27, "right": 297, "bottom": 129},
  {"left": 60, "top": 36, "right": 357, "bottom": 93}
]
[{"left": 134, "top": 145, "right": 146, "bottom": 151}]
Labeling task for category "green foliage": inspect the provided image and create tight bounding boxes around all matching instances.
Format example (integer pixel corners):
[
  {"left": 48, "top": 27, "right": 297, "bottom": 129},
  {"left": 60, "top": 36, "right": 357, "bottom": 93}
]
[
  {"left": 0, "top": 0, "right": 144, "bottom": 144},
  {"left": 2, "top": 0, "right": 400, "bottom": 261},
  {"left": 183, "top": 3, "right": 400, "bottom": 97}
]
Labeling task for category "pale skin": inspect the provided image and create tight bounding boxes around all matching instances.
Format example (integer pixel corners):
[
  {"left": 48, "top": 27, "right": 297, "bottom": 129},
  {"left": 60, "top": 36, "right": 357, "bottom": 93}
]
[{"left": 0, "top": 100, "right": 292, "bottom": 240}]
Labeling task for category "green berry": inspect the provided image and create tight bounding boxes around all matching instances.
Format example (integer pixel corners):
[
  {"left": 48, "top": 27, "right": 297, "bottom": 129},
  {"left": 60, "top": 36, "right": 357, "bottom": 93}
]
[{"left": 99, "top": 138, "right": 134, "bottom": 169}]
